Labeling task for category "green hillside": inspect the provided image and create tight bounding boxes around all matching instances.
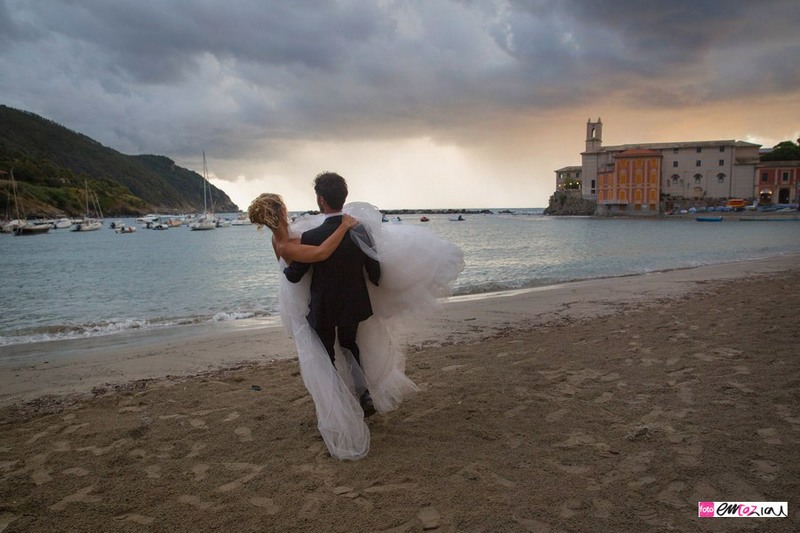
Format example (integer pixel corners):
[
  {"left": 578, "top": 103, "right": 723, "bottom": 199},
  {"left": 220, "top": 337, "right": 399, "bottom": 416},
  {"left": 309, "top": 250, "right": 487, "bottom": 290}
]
[{"left": 0, "top": 105, "right": 238, "bottom": 218}]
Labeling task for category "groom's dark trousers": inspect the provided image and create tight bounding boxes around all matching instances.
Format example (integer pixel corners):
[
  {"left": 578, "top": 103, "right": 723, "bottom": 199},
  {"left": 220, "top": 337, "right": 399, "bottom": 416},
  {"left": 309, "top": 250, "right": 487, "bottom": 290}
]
[{"left": 283, "top": 215, "right": 380, "bottom": 366}]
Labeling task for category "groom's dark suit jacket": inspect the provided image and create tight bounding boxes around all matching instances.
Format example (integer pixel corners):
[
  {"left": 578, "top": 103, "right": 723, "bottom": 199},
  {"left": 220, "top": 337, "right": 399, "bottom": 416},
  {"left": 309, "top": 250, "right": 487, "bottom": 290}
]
[{"left": 284, "top": 215, "right": 380, "bottom": 330}]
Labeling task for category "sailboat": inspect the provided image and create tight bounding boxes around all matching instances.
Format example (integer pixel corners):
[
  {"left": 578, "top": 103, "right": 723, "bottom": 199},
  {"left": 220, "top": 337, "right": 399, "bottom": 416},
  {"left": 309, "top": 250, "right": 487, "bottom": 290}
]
[
  {"left": 72, "top": 180, "right": 103, "bottom": 232},
  {"left": 190, "top": 152, "right": 216, "bottom": 231},
  {"left": 7, "top": 170, "right": 51, "bottom": 236}
]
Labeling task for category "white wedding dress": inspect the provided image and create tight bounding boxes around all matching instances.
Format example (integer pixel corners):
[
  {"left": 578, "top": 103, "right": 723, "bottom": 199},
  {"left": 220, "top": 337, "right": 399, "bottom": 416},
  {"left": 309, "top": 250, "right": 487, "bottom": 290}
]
[{"left": 278, "top": 202, "right": 464, "bottom": 460}]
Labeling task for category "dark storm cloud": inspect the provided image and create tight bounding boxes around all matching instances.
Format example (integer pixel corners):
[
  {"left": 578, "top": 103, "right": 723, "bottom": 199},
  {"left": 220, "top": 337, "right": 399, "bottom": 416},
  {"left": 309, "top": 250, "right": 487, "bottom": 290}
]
[{"left": 1, "top": 0, "right": 799, "bottom": 160}]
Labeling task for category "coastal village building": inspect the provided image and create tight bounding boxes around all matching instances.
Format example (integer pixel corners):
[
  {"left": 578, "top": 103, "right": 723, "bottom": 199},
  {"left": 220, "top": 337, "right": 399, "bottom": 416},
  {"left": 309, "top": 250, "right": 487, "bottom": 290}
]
[
  {"left": 565, "top": 118, "right": 763, "bottom": 215},
  {"left": 554, "top": 166, "right": 582, "bottom": 192},
  {"left": 755, "top": 160, "right": 800, "bottom": 204}
]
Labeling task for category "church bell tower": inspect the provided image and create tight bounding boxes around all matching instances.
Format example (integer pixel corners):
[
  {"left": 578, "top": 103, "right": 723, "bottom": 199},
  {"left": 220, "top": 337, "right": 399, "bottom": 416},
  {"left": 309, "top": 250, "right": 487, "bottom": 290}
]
[{"left": 585, "top": 117, "right": 603, "bottom": 152}]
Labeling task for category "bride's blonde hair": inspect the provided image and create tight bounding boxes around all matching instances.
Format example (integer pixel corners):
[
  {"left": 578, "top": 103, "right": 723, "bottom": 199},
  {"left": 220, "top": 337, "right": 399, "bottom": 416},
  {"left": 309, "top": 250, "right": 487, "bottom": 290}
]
[{"left": 248, "top": 193, "right": 288, "bottom": 230}]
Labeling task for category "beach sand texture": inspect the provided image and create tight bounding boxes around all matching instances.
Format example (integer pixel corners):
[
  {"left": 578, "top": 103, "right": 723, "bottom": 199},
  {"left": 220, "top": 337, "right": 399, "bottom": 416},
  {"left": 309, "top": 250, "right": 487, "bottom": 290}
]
[{"left": 1, "top": 256, "right": 798, "bottom": 532}]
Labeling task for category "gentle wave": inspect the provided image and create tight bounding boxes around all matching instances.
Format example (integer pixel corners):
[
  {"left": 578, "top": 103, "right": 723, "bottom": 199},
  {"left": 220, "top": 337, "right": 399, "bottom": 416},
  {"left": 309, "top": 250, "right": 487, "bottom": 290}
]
[{"left": 0, "top": 311, "right": 274, "bottom": 347}]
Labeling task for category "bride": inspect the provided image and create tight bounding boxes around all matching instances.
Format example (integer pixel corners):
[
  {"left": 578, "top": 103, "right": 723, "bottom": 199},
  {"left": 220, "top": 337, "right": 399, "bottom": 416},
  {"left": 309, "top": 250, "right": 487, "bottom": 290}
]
[{"left": 249, "top": 193, "right": 464, "bottom": 460}]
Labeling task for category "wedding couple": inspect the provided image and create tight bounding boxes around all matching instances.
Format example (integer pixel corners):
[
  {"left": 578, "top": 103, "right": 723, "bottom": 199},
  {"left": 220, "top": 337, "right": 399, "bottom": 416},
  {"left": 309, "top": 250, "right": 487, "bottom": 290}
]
[{"left": 249, "top": 172, "right": 464, "bottom": 460}]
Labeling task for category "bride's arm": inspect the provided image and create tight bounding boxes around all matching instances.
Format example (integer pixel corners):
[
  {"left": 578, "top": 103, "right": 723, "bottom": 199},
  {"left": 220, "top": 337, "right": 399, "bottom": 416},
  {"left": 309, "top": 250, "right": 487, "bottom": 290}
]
[{"left": 281, "top": 214, "right": 359, "bottom": 264}]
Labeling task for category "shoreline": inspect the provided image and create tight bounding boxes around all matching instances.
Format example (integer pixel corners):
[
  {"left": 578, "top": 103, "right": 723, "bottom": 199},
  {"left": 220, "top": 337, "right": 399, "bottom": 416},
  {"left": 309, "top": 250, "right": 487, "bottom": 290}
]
[{"left": 1, "top": 252, "right": 797, "bottom": 408}]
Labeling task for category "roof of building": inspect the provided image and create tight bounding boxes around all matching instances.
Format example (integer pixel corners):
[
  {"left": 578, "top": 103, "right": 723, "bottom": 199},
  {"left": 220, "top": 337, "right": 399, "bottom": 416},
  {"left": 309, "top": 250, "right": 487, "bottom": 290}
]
[
  {"left": 615, "top": 148, "right": 662, "bottom": 158},
  {"left": 554, "top": 165, "right": 582, "bottom": 172},
  {"left": 582, "top": 139, "right": 761, "bottom": 155}
]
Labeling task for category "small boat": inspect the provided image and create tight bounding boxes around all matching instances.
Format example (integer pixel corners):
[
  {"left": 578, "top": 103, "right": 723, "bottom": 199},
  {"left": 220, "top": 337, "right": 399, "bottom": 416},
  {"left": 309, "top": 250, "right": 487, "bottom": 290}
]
[
  {"left": 695, "top": 216, "right": 722, "bottom": 222},
  {"left": 419, "top": 216, "right": 430, "bottom": 222},
  {"left": 230, "top": 215, "right": 252, "bottom": 226},
  {"left": 7, "top": 170, "right": 50, "bottom": 236},
  {"left": 14, "top": 222, "right": 52, "bottom": 235},
  {"left": 448, "top": 215, "right": 465, "bottom": 222},
  {"left": 72, "top": 219, "right": 102, "bottom": 232},
  {"left": 111, "top": 221, "right": 137, "bottom": 233},
  {"left": 51, "top": 217, "right": 73, "bottom": 229},
  {"left": 72, "top": 180, "right": 103, "bottom": 232}
]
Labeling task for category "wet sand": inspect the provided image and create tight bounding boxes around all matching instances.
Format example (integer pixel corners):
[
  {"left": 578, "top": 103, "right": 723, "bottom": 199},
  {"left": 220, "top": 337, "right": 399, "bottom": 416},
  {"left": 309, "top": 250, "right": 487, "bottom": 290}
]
[{"left": 1, "top": 255, "right": 798, "bottom": 531}]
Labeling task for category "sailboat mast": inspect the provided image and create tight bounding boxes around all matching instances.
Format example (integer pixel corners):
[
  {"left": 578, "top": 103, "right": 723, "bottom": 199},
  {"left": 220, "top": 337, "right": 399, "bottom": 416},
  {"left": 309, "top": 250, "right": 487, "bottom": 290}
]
[
  {"left": 202, "top": 151, "right": 208, "bottom": 215},
  {"left": 11, "top": 169, "right": 22, "bottom": 220}
]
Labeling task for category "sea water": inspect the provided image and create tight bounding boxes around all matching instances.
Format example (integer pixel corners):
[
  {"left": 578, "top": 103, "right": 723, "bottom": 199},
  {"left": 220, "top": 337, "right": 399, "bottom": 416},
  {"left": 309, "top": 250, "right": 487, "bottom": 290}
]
[{"left": 1, "top": 210, "right": 799, "bottom": 350}]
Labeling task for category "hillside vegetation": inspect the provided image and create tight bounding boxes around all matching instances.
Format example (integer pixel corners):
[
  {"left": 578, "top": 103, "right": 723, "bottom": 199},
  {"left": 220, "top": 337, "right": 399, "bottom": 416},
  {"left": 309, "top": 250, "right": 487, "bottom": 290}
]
[{"left": 0, "top": 105, "right": 238, "bottom": 218}]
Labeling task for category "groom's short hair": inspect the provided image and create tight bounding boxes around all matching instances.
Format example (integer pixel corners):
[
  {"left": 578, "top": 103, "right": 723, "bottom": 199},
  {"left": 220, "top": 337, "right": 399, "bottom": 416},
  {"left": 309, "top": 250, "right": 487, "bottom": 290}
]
[{"left": 314, "top": 172, "right": 348, "bottom": 210}]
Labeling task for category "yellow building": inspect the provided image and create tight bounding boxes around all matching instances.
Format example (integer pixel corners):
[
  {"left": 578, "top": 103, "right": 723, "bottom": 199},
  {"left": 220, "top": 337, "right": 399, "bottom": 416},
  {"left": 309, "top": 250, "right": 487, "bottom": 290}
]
[{"left": 596, "top": 149, "right": 662, "bottom": 215}]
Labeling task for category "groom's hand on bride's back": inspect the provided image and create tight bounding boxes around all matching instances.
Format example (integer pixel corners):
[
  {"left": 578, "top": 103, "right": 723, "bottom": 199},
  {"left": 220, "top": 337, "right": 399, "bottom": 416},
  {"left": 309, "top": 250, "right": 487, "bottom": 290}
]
[{"left": 284, "top": 261, "right": 308, "bottom": 283}]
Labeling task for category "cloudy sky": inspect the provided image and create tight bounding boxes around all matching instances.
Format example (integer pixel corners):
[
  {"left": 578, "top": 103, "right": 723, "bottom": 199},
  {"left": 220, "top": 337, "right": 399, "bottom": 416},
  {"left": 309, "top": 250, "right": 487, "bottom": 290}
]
[{"left": 2, "top": 1, "right": 799, "bottom": 210}]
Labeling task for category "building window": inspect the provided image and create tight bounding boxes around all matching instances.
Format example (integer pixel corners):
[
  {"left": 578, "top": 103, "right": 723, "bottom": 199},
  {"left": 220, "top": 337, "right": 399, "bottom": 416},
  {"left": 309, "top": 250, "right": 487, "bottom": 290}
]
[
  {"left": 673, "top": 148, "right": 679, "bottom": 154},
  {"left": 696, "top": 147, "right": 702, "bottom": 153},
  {"left": 761, "top": 172, "right": 768, "bottom": 182},
  {"left": 696, "top": 160, "right": 701, "bottom": 167},
  {"left": 671, "top": 174, "right": 680, "bottom": 184},
  {"left": 719, "top": 159, "right": 724, "bottom": 166},
  {"left": 719, "top": 146, "right": 725, "bottom": 152},
  {"left": 782, "top": 171, "right": 790, "bottom": 182},
  {"left": 673, "top": 161, "right": 678, "bottom": 168},
  {"left": 694, "top": 174, "right": 702, "bottom": 184},
  {"left": 717, "top": 173, "right": 725, "bottom": 183}
]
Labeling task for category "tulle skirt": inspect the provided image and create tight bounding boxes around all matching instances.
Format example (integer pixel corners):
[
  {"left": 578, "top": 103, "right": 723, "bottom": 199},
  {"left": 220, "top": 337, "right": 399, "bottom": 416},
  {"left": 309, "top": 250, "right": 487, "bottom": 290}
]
[{"left": 279, "top": 203, "right": 464, "bottom": 460}]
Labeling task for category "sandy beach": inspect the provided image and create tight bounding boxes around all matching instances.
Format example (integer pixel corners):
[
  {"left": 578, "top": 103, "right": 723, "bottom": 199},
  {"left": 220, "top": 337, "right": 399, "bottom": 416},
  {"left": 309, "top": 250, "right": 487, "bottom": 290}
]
[{"left": 1, "top": 255, "right": 798, "bottom": 531}]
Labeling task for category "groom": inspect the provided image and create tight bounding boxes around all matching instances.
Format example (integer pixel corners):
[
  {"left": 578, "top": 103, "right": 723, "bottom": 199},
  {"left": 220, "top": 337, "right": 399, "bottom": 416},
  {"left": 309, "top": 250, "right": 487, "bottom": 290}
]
[{"left": 284, "top": 172, "right": 381, "bottom": 416}]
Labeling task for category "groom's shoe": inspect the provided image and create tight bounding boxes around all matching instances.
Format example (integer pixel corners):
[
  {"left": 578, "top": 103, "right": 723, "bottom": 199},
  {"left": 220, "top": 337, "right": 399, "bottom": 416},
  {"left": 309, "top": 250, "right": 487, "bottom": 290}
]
[{"left": 360, "top": 391, "right": 376, "bottom": 418}]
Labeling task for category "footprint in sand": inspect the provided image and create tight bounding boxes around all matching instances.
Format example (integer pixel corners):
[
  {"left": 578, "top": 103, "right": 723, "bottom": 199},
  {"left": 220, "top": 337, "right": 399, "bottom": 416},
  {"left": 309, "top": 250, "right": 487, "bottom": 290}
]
[
  {"left": 363, "top": 482, "right": 418, "bottom": 494},
  {"left": 222, "top": 411, "right": 241, "bottom": 422},
  {"left": 656, "top": 480, "right": 687, "bottom": 508},
  {"left": 178, "top": 494, "right": 220, "bottom": 511},
  {"left": 26, "top": 431, "right": 49, "bottom": 445},
  {"left": 298, "top": 494, "right": 325, "bottom": 518},
  {"left": 144, "top": 465, "right": 161, "bottom": 479},
  {"left": 77, "top": 439, "right": 129, "bottom": 456},
  {"left": 186, "top": 442, "right": 206, "bottom": 459},
  {"left": 63, "top": 467, "right": 90, "bottom": 477},
  {"left": 189, "top": 418, "right": 208, "bottom": 430},
  {"left": 418, "top": 506, "right": 441, "bottom": 529},
  {"left": 454, "top": 463, "right": 516, "bottom": 488},
  {"left": 62, "top": 423, "right": 89, "bottom": 435},
  {"left": 249, "top": 497, "right": 280, "bottom": 515},
  {"left": 757, "top": 427, "right": 782, "bottom": 445},
  {"left": 159, "top": 414, "right": 185, "bottom": 421},
  {"left": 215, "top": 463, "right": 263, "bottom": 493},
  {"left": 50, "top": 486, "right": 102, "bottom": 511},
  {"left": 115, "top": 514, "right": 155, "bottom": 525},
  {"left": 676, "top": 444, "right": 703, "bottom": 467},
  {"left": 191, "top": 464, "right": 209, "bottom": 481},
  {"left": 751, "top": 459, "right": 780, "bottom": 482},
  {"left": 0, "top": 512, "right": 20, "bottom": 531},
  {"left": 545, "top": 408, "right": 570, "bottom": 423},
  {"left": 32, "top": 468, "right": 52, "bottom": 486},
  {"left": 235, "top": 426, "right": 253, "bottom": 442}
]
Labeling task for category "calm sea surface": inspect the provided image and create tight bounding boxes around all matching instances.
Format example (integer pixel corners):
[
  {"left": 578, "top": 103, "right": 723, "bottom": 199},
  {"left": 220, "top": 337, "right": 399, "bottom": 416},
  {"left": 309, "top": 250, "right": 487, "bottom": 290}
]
[{"left": 2, "top": 209, "right": 799, "bottom": 352}]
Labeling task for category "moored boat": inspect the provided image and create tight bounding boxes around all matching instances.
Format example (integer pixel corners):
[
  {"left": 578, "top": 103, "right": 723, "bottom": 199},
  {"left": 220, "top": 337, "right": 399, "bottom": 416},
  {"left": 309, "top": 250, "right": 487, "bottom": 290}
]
[
  {"left": 190, "top": 152, "right": 216, "bottom": 231},
  {"left": 695, "top": 216, "right": 723, "bottom": 222}
]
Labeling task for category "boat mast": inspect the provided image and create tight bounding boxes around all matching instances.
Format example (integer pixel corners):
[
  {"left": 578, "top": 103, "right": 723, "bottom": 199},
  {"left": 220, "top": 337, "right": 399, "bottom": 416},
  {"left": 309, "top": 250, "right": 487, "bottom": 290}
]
[
  {"left": 202, "top": 151, "right": 208, "bottom": 217},
  {"left": 11, "top": 169, "right": 24, "bottom": 220}
]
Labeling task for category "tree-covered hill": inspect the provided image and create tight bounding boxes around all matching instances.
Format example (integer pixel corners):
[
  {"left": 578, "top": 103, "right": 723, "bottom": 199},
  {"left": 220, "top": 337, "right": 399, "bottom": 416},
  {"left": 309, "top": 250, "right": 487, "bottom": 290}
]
[{"left": 0, "top": 105, "right": 238, "bottom": 218}]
